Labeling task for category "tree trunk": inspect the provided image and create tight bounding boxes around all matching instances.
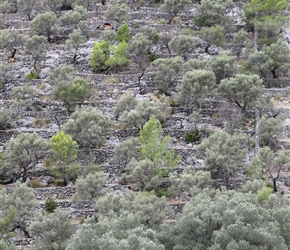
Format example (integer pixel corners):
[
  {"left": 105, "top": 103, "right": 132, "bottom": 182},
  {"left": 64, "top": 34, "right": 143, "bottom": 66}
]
[
  {"left": 205, "top": 44, "right": 211, "bottom": 55},
  {"left": 273, "top": 176, "right": 279, "bottom": 192},
  {"left": 168, "top": 13, "right": 177, "bottom": 24},
  {"left": 22, "top": 167, "right": 27, "bottom": 183},
  {"left": 272, "top": 68, "right": 278, "bottom": 79},
  {"left": 12, "top": 222, "right": 31, "bottom": 238}
]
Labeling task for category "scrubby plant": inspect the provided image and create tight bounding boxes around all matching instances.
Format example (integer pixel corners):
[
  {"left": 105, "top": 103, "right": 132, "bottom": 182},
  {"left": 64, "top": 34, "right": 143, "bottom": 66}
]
[{"left": 45, "top": 195, "right": 58, "bottom": 213}]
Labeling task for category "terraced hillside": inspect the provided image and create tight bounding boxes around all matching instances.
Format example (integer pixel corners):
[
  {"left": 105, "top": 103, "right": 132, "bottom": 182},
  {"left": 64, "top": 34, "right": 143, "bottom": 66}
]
[{"left": 2, "top": 0, "right": 290, "bottom": 249}]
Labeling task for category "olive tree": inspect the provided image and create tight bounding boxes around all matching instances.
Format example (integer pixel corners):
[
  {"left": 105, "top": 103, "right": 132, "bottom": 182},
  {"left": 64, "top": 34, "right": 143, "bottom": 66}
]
[
  {"left": 194, "top": 0, "right": 235, "bottom": 33},
  {"left": 151, "top": 56, "right": 183, "bottom": 94},
  {"left": 4, "top": 133, "right": 49, "bottom": 182},
  {"left": 29, "top": 11, "right": 58, "bottom": 43},
  {"left": 17, "top": 0, "right": 38, "bottom": 20},
  {"left": 258, "top": 115, "right": 284, "bottom": 149},
  {"left": 62, "top": 106, "right": 113, "bottom": 149},
  {"left": 118, "top": 99, "right": 169, "bottom": 129},
  {"left": 0, "top": 108, "right": 15, "bottom": 130},
  {"left": 24, "top": 35, "right": 49, "bottom": 77},
  {"left": 197, "top": 130, "right": 251, "bottom": 188},
  {"left": 129, "top": 32, "right": 154, "bottom": 90},
  {"left": 105, "top": 1, "right": 131, "bottom": 23},
  {"left": 198, "top": 25, "right": 226, "bottom": 54},
  {"left": 160, "top": 190, "right": 289, "bottom": 249},
  {"left": 256, "top": 147, "right": 290, "bottom": 192},
  {"left": 218, "top": 74, "right": 263, "bottom": 113},
  {"left": 177, "top": 69, "right": 216, "bottom": 111},
  {"left": 65, "top": 29, "right": 87, "bottom": 64},
  {"left": 244, "top": 39, "right": 290, "bottom": 79},
  {"left": 29, "top": 208, "right": 75, "bottom": 250},
  {"left": 53, "top": 77, "right": 91, "bottom": 113},
  {"left": 160, "top": 0, "right": 191, "bottom": 24},
  {"left": 0, "top": 183, "right": 36, "bottom": 238},
  {"left": 72, "top": 172, "right": 107, "bottom": 202},
  {"left": 169, "top": 35, "right": 199, "bottom": 61},
  {"left": 0, "top": 29, "right": 23, "bottom": 60},
  {"left": 0, "top": 63, "right": 13, "bottom": 91}
]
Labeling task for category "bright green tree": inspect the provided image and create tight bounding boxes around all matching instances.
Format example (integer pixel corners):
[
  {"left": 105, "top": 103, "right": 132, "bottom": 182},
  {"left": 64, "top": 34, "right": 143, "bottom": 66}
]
[
  {"left": 123, "top": 117, "right": 180, "bottom": 191},
  {"left": 105, "top": 41, "right": 131, "bottom": 72},
  {"left": 49, "top": 131, "right": 79, "bottom": 185},
  {"left": 89, "top": 40, "right": 110, "bottom": 72},
  {"left": 139, "top": 116, "right": 179, "bottom": 169},
  {"left": 116, "top": 23, "right": 130, "bottom": 42}
]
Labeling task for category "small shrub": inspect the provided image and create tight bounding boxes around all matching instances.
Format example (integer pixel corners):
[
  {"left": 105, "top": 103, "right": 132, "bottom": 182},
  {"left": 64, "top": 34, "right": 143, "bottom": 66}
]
[
  {"left": 273, "top": 93, "right": 283, "bottom": 101},
  {"left": 33, "top": 118, "right": 42, "bottom": 128},
  {"left": 185, "top": 130, "right": 199, "bottom": 143},
  {"left": 76, "top": 216, "right": 86, "bottom": 224},
  {"left": 106, "top": 77, "right": 119, "bottom": 84},
  {"left": 25, "top": 70, "right": 39, "bottom": 79},
  {"left": 42, "top": 117, "right": 51, "bottom": 128},
  {"left": 133, "top": 22, "right": 139, "bottom": 28},
  {"left": 171, "top": 17, "right": 182, "bottom": 25},
  {"left": 169, "top": 98, "right": 178, "bottom": 107},
  {"left": 38, "top": 82, "right": 46, "bottom": 90},
  {"left": 35, "top": 105, "right": 42, "bottom": 111},
  {"left": 28, "top": 179, "right": 43, "bottom": 188},
  {"left": 43, "top": 158, "right": 54, "bottom": 168},
  {"left": 45, "top": 195, "right": 57, "bottom": 213},
  {"left": 149, "top": 53, "right": 158, "bottom": 62},
  {"left": 155, "top": 187, "right": 169, "bottom": 197}
]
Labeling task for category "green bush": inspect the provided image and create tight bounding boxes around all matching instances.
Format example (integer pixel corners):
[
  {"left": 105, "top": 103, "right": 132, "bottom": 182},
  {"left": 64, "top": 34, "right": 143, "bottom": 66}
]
[
  {"left": 45, "top": 195, "right": 57, "bottom": 213},
  {"left": 25, "top": 70, "right": 39, "bottom": 79},
  {"left": 185, "top": 130, "right": 199, "bottom": 143},
  {"left": 28, "top": 179, "right": 43, "bottom": 188}
]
